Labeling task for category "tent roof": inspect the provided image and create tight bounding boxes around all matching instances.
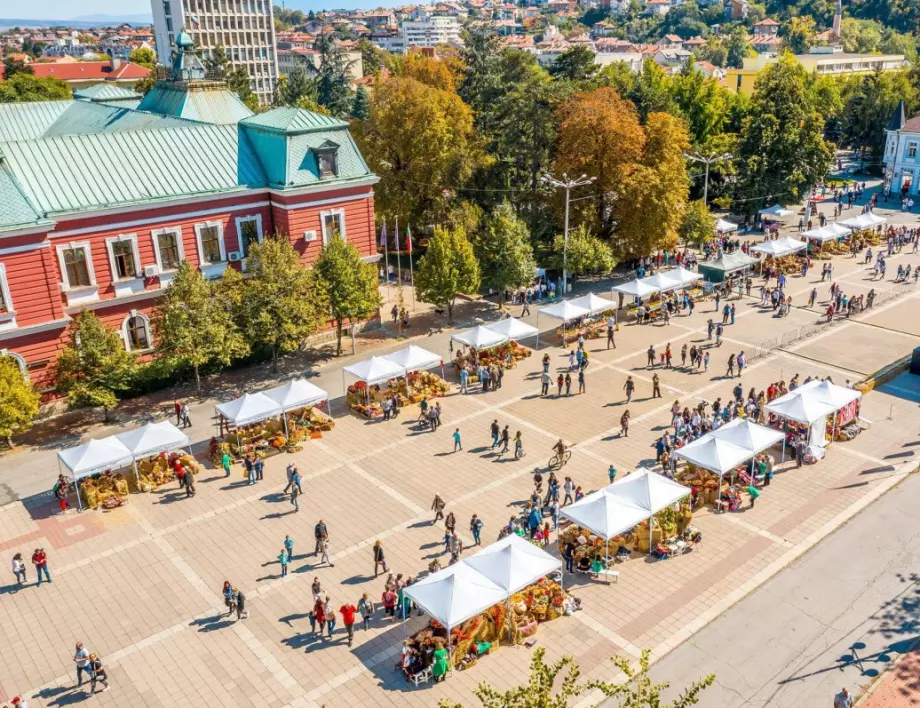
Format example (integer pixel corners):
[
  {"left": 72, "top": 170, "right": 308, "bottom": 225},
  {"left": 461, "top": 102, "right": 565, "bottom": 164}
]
[
  {"left": 58, "top": 437, "right": 134, "bottom": 479},
  {"left": 464, "top": 534, "right": 561, "bottom": 594},
  {"left": 382, "top": 345, "right": 441, "bottom": 373},
  {"left": 642, "top": 271, "right": 684, "bottom": 292},
  {"left": 838, "top": 212, "right": 887, "bottom": 229},
  {"left": 403, "top": 561, "right": 507, "bottom": 627},
  {"left": 567, "top": 293, "right": 617, "bottom": 315},
  {"left": 826, "top": 222, "right": 853, "bottom": 236},
  {"left": 765, "top": 390, "right": 836, "bottom": 424},
  {"left": 343, "top": 355, "right": 406, "bottom": 385},
  {"left": 450, "top": 325, "right": 508, "bottom": 350},
  {"left": 612, "top": 278, "right": 660, "bottom": 298},
  {"left": 662, "top": 266, "right": 702, "bottom": 287},
  {"left": 715, "top": 218, "right": 738, "bottom": 232},
  {"left": 674, "top": 436, "right": 753, "bottom": 474},
  {"left": 750, "top": 236, "right": 807, "bottom": 257},
  {"left": 539, "top": 300, "right": 590, "bottom": 322},
  {"left": 609, "top": 469, "right": 692, "bottom": 512},
  {"left": 559, "top": 486, "right": 650, "bottom": 540},
  {"left": 700, "top": 251, "right": 759, "bottom": 272},
  {"left": 263, "top": 379, "right": 328, "bottom": 412},
  {"left": 485, "top": 316, "right": 538, "bottom": 341},
  {"left": 759, "top": 204, "right": 793, "bottom": 217},
  {"left": 709, "top": 418, "right": 785, "bottom": 456},
  {"left": 802, "top": 224, "right": 851, "bottom": 241},
  {"left": 115, "top": 421, "right": 190, "bottom": 459},
  {"left": 796, "top": 379, "right": 862, "bottom": 408},
  {"left": 215, "top": 392, "right": 283, "bottom": 426}
]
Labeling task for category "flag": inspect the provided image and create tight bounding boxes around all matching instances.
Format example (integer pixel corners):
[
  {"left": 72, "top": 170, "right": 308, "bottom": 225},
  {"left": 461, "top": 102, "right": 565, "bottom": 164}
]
[
  {"left": 379, "top": 221, "right": 387, "bottom": 247},
  {"left": 405, "top": 224, "right": 413, "bottom": 254}
]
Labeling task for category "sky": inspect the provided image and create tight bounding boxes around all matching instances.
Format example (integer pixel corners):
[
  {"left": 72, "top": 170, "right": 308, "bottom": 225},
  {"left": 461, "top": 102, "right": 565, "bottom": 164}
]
[{"left": 0, "top": 0, "right": 403, "bottom": 21}]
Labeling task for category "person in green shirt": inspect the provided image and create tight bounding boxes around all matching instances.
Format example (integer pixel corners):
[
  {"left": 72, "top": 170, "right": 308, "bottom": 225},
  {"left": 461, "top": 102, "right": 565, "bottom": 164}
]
[
  {"left": 278, "top": 549, "right": 289, "bottom": 577},
  {"left": 756, "top": 458, "right": 768, "bottom": 485},
  {"left": 747, "top": 485, "right": 760, "bottom": 508},
  {"left": 432, "top": 641, "right": 449, "bottom": 682},
  {"left": 221, "top": 452, "right": 231, "bottom": 477}
]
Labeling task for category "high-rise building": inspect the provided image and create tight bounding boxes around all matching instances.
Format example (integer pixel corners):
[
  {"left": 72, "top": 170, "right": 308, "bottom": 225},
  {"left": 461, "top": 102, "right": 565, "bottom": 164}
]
[
  {"left": 151, "top": 0, "right": 279, "bottom": 104},
  {"left": 400, "top": 15, "right": 461, "bottom": 49}
]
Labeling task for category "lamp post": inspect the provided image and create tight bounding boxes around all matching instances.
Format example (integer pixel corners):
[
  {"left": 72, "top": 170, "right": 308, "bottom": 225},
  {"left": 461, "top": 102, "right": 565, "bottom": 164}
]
[
  {"left": 683, "top": 151, "right": 733, "bottom": 205},
  {"left": 541, "top": 172, "right": 596, "bottom": 293}
]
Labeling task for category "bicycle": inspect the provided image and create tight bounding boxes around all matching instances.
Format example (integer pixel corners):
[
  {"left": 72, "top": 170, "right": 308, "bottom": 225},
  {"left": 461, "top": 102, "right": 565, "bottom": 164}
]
[{"left": 547, "top": 449, "right": 571, "bottom": 470}]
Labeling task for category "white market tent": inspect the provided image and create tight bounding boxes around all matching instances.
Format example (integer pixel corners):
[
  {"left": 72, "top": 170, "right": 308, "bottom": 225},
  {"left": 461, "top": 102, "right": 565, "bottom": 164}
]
[
  {"left": 715, "top": 218, "right": 738, "bottom": 233},
  {"left": 568, "top": 292, "right": 617, "bottom": 315},
  {"left": 801, "top": 224, "right": 852, "bottom": 242},
  {"left": 611, "top": 278, "right": 661, "bottom": 299},
  {"left": 343, "top": 355, "right": 406, "bottom": 385},
  {"left": 215, "top": 392, "right": 283, "bottom": 427},
  {"left": 759, "top": 204, "right": 794, "bottom": 218},
  {"left": 403, "top": 561, "right": 507, "bottom": 629},
  {"left": 674, "top": 436, "right": 753, "bottom": 476},
  {"left": 535, "top": 300, "right": 590, "bottom": 349},
  {"left": 839, "top": 212, "right": 887, "bottom": 230},
  {"left": 383, "top": 345, "right": 443, "bottom": 375},
  {"left": 116, "top": 421, "right": 191, "bottom": 459},
  {"left": 765, "top": 389, "right": 837, "bottom": 425},
  {"left": 263, "top": 379, "right": 329, "bottom": 412},
  {"left": 485, "top": 316, "right": 538, "bottom": 342},
  {"left": 57, "top": 437, "right": 136, "bottom": 511},
  {"left": 709, "top": 418, "right": 785, "bottom": 456},
  {"left": 451, "top": 325, "right": 508, "bottom": 351},
  {"left": 826, "top": 222, "right": 854, "bottom": 237},
  {"left": 750, "top": 236, "right": 807, "bottom": 258},
  {"left": 797, "top": 379, "right": 862, "bottom": 408},
  {"left": 464, "top": 534, "right": 562, "bottom": 595},
  {"left": 642, "top": 271, "right": 684, "bottom": 293},
  {"left": 662, "top": 266, "right": 702, "bottom": 287}
]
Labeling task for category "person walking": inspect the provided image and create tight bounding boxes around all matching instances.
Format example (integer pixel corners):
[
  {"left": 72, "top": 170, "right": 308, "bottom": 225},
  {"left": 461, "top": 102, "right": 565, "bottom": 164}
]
[
  {"left": 578, "top": 369, "right": 585, "bottom": 394},
  {"left": 325, "top": 599, "right": 337, "bottom": 638},
  {"left": 620, "top": 410, "right": 630, "bottom": 437},
  {"left": 174, "top": 400, "right": 182, "bottom": 427},
  {"left": 563, "top": 476, "right": 574, "bottom": 506},
  {"left": 834, "top": 688, "right": 853, "bottom": 708},
  {"left": 514, "top": 430, "right": 524, "bottom": 458},
  {"left": 373, "top": 540, "right": 387, "bottom": 578},
  {"left": 652, "top": 373, "right": 662, "bottom": 398},
  {"left": 278, "top": 548, "right": 290, "bottom": 578},
  {"left": 715, "top": 323, "right": 723, "bottom": 346},
  {"left": 730, "top": 303, "right": 736, "bottom": 325},
  {"left": 541, "top": 370, "right": 551, "bottom": 396},
  {"left": 222, "top": 451, "right": 231, "bottom": 478},
  {"left": 747, "top": 485, "right": 760, "bottom": 508},
  {"left": 312, "top": 597, "right": 326, "bottom": 635},
  {"left": 737, "top": 350, "right": 746, "bottom": 376},
  {"left": 181, "top": 402, "right": 191, "bottom": 429},
  {"left": 340, "top": 600, "right": 357, "bottom": 647},
  {"left": 88, "top": 653, "right": 109, "bottom": 694},
  {"left": 609, "top": 465, "right": 617, "bottom": 484},
  {"left": 681, "top": 344, "right": 688, "bottom": 367},
  {"left": 726, "top": 353, "right": 736, "bottom": 378},
  {"left": 607, "top": 323, "right": 616, "bottom": 349},
  {"left": 314, "top": 520, "right": 328, "bottom": 556},
  {"left": 556, "top": 373, "right": 564, "bottom": 396},
  {"left": 623, "top": 376, "right": 635, "bottom": 402},
  {"left": 703, "top": 351, "right": 710, "bottom": 372},
  {"left": 470, "top": 514, "right": 483, "bottom": 545},
  {"left": 490, "top": 419, "right": 500, "bottom": 449},
  {"left": 500, "top": 425, "right": 510, "bottom": 454},
  {"left": 290, "top": 483, "right": 300, "bottom": 513},
  {"left": 11, "top": 552, "right": 26, "bottom": 585},
  {"left": 431, "top": 494, "right": 445, "bottom": 523},
  {"left": 320, "top": 538, "right": 332, "bottom": 567},
  {"left": 452, "top": 427, "right": 462, "bottom": 452},
  {"left": 32, "top": 548, "right": 50, "bottom": 585},
  {"left": 283, "top": 534, "right": 294, "bottom": 561},
  {"left": 73, "top": 642, "right": 91, "bottom": 687},
  {"left": 647, "top": 345, "right": 656, "bottom": 368},
  {"left": 358, "top": 593, "right": 374, "bottom": 630}
]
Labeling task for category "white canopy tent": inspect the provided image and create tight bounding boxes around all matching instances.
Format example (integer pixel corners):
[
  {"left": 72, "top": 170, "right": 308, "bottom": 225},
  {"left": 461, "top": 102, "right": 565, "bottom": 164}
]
[
  {"left": 642, "top": 271, "right": 685, "bottom": 293},
  {"left": 567, "top": 293, "right": 617, "bottom": 315},
  {"left": 535, "top": 300, "right": 590, "bottom": 349},
  {"left": 611, "top": 278, "right": 661, "bottom": 299},
  {"left": 450, "top": 325, "right": 508, "bottom": 351},
  {"left": 796, "top": 379, "right": 862, "bottom": 408},
  {"left": 116, "top": 421, "right": 191, "bottom": 459},
  {"left": 383, "top": 346, "right": 443, "bottom": 376},
  {"left": 673, "top": 436, "right": 752, "bottom": 475},
  {"left": 662, "top": 266, "right": 702, "bottom": 288},
  {"left": 801, "top": 224, "right": 852, "bottom": 243},
  {"left": 765, "top": 390, "right": 837, "bottom": 425},
  {"left": 215, "top": 392, "right": 283, "bottom": 427},
  {"left": 57, "top": 437, "right": 135, "bottom": 511},
  {"left": 826, "top": 222, "right": 853, "bottom": 237},
  {"left": 485, "top": 316, "right": 538, "bottom": 342},
  {"left": 750, "top": 236, "right": 808, "bottom": 258},
  {"left": 839, "top": 212, "right": 887, "bottom": 230},
  {"left": 263, "top": 379, "right": 330, "bottom": 435},
  {"left": 715, "top": 218, "right": 738, "bottom": 233},
  {"left": 759, "top": 204, "right": 793, "bottom": 218},
  {"left": 341, "top": 355, "right": 408, "bottom": 413},
  {"left": 709, "top": 418, "right": 785, "bottom": 455}
]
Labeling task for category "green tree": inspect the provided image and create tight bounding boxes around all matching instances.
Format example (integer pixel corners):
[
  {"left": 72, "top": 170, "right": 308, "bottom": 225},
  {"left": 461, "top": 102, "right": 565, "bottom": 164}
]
[
  {"left": 3, "top": 56, "right": 33, "bottom": 78},
  {"left": 274, "top": 66, "right": 317, "bottom": 106},
  {"left": 458, "top": 26, "right": 503, "bottom": 124},
  {"left": 670, "top": 58, "right": 728, "bottom": 145},
  {"left": 0, "top": 356, "right": 40, "bottom": 449},
  {"left": 680, "top": 199, "right": 716, "bottom": 247},
  {"left": 695, "top": 36, "right": 728, "bottom": 68},
  {"left": 629, "top": 60, "right": 677, "bottom": 121},
  {"left": 204, "top": 45, "right": 259, "bottom": 110},
  {"left": 150, "top": 260, "right": 248, "bottom": 395},
  {"left": 314, "top": 32, "right": 355, "bottom": 116},
  {"left": 415, "top": 225, "right": 481, "bottom": 321},
  {"left": 53, "top": 311, "right": 137, "bottom": 422},
  {"left": 128, "top": 47, "right": 157, "bottom": 69},
  {"left": 314, "top": 236, "right": 382, "bottom": 355},
  {"left": 0, "top": 73, "right": 70, "bottom": 102},
  {"left": 552, "top": 224, "right": 616, "bottom": 280},
  {"left": 358, "top": 37, "right": 384, "bottom": 75},
  {"left": 438, "top": 646, "right": 713, "bottom": 708},
  {"left": 549, "top": 45, "right": 599, "bottom": 82},
  {"left": 475, "top": 202, "right": 537, "bottom": 305},
  {"left": 726, "top": 26, "right": 752, "bottom": 69},
  {"left": 840, "top": 70, "right": 918, "bottom": 160},
  {"left": 351, "top": 85, "right": 370, "bottom": 119},
  {"left": 241, "top": 236, "right": 328, "bottom": 372},
  {"left": 782, "top": 16, "right": 816, "bottom": 54},
  {"left": 735, "top": 54, "right": 835, "bottom": 213}
]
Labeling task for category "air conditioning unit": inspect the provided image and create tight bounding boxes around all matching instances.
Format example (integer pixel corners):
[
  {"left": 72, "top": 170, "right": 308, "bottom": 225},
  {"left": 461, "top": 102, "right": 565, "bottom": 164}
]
[
  {"left": 143, "top": 264, "right": 159, "bottom": 278},
  {"left": 228, "top": 251, "right": 242, "bottom": 262},
  {"left": 304, "top": 230, "right": 317, "bottom": 242}
]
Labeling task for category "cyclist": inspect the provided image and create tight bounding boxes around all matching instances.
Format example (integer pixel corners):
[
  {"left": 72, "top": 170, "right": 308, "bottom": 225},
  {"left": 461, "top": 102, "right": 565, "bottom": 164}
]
[{"left": 552, "top": 439, "right": 567, "bottom": 460}]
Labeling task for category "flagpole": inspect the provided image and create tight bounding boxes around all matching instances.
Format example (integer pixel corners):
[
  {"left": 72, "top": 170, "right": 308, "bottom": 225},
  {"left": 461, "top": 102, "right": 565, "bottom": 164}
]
[
  {"left": 395, "top": 217, "right": 402, "bottom": 293},
  {"left": 408, "top": 224, "right": 416, "bottom": 309},
  {"left": 382, "top": 219, "right": 390, "bottom": 301}
]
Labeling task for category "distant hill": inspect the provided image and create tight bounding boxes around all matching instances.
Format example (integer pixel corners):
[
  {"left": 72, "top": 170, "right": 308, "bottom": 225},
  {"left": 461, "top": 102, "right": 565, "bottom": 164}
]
[{"left": 0, "top": 14, "right": 153, "bottom": 29}]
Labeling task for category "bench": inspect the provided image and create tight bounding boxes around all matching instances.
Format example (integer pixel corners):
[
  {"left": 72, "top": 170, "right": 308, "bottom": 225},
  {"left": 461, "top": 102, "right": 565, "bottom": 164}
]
[
  {"left": 409, "top": 667, "right": 432, "bottom": 686},
  {"left": 595, "top": 569, "right": 620, "bottom": 583}
]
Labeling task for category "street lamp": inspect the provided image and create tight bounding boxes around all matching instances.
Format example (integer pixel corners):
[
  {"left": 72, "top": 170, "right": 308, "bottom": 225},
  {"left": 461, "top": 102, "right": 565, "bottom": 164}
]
[
  {"left": 683, "top": 151, "right": 733, "bottom": 205},
  {"left": 541, "top": 172, "right": 596, "bottom": 292}
]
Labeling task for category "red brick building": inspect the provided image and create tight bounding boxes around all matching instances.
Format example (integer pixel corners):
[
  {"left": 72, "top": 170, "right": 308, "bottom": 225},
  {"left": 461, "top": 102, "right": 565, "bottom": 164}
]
[{"left": 0, "top": 45, "right": 377, "bottom": 390}]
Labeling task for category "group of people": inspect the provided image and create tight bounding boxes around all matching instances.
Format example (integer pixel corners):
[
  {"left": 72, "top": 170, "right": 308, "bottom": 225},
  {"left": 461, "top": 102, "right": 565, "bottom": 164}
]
[
  {"left": 10, "top": 548, "right": 52, "bottom": 587},
  {"left": 540, "top": 348, "right": 588, "bottom": 397}
]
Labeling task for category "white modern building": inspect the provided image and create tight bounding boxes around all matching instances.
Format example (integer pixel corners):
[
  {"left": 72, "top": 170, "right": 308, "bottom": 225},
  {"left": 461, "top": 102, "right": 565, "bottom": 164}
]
[
  {"left": 150, "top": 0, "right": 279, "bottom": 104},
  {"left": 884, "top": 101, "right": 920, "bottom": 197},
  {"left": 400, "top": 15, "right": 462, "bottom": 48}
]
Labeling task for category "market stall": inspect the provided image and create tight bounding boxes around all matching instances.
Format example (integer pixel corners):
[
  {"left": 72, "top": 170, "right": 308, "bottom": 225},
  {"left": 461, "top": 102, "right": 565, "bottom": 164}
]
[
  {"left": 697, "top": 251, "right": 759, "bottom": 283},
  {"left": 535, "top": 300, "right": 590, "bottom": 348},
  {"left": 663, "top": 266, "right": 703, "bottom": 288},
  {"left": 801, "top": 223, "right": 852, "bottom": 254},
  {"left": 451, "top": 325, "right": 508, "bottom": 351},
  {"left": 116, "top": 421, "right": 197, "bottom": 492},
  {"left": 383, "top": 346, "right": 451, "bottom": 404},
  {"left": 751, "top": 236, "right": 808, "bottom": 274},
  {"left": 759, "top": 204, "right": 793, "bottom": 219},
  {"left": 839, "top": 212, "right": 887, "bottom": 230},
  {"left": 450, "top": 324, "right": 523, "bottom": 377},
  {"left": 57, "top": 438, "right": 134, "bottom": 511},
  {"left": 673, "top": 436, "right": 754, "bottom": 510},
  {"left": 715, "top": 218, "right": 738, "bottom": 233},
  {"left": 765, "top": 390, "right": 837, "bottom": 457},
  {"left": 342, "top": 356, "right": 408, "bottom": 418},
  {"left": 767, "top": 380, "right": 862, "bottom": 452},
  {"left": 611, "top": 277, "right": 661, "bottom": 310},
  {"left": 485, "top": 316, "right": 538, "bottom": 343},
  {"left": 264, "top": 378, "right": 333, "bottom": 438},
  {"left": 559, "top": 470, "right": 693, "bottom": 571}
]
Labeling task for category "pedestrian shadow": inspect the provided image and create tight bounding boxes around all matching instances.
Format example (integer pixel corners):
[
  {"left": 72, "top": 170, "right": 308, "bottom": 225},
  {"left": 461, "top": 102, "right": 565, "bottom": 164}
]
[
  {"left": 155, "top": 491, "right": 187, "bottom": 505},
  {"left": 418, "top": 541, "right": 440, "bottom": 550},
  {"left": 279, "top": 611, "right": 312, "bottom": 627},
  {"left": 293, "top": 563, "right": 321, "bottom": 574},
  {"left": 433, "top": 451, "right": 458, "bottom": 457},
  {"left": 190, "top": 615, "right": 235, "bottom": 632},
  {"left": 42, "top": 686, "right": 91, "bottom": 707},
  {"left": 259, "top": 492, "right": 289, "bottom": 503},
  {"left": 282, "top": 630, "right": 325, "bottom": 650},
  {"left": 259, "top": 511, "right": 289, "bottom": 520},
  {"left": 0, "top": 582, "right": 25, "bottom": 595},
  {"left": 408, "top": 520, "right": 434, "bottom": 529},
  {"left": 341, "top": 574, "right": 375, "bottom": 585}
]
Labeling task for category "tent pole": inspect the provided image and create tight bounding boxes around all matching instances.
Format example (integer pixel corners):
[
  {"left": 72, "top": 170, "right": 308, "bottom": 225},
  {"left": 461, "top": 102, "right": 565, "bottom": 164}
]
[
  {"left": 282, "top": 412, "right": 289, "bottom": 437},
  {"left": 341, "top": 370, "right": 346, "bottom": 416},
  {"left": 605, "top": 544, "right": 609, "bottom": 584},
  {"left": 781, "top": 437, "right": 786, "bottom": 463},
  {"left": 536, "top": 312, "right": 540, "bottom": 350},
  {"left": 447, "top": 621, "right": 452, "bottom": 678},
  {"left": 507, "top": 598, "right": 513, "bottom": 643},
  {"left": 133, "top": 460, "right": 140, "bottom": 489},
  {"left": 649, "top": 515, "right": 653, "bottom": 556}
]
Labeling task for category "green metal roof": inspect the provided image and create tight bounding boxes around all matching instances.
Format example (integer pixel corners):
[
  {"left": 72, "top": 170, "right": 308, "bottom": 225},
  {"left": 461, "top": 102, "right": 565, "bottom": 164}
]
[
  {"left": 287, "top": 131, "right": 371, "bottom": 187},
  {"left": 41, "top": 101, "right": 198, "bottom": 138},
  {"left": 73, "top": 83, "right": 142, "bottom": 103},
  {"left": 240, "top": 107, "right": 347, "bottom": 135},
  {"left": 0, "top": 165, "right": 47, "bottom": 232},
  {"left": 1, "top": 124, "right": 266, "bottom": 216},
  {"left": 0, "top": 101, "right": 71, "bottom": 143},
  {"left": 137, "top": 83, "right": 254, "bottom": 126}
]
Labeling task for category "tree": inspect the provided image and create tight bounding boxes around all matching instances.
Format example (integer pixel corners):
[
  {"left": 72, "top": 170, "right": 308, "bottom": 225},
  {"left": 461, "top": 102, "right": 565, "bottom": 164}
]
[
  {"left": 458, "top": 27, "right": 503, "bottom": 123},
  {"left": 551, "top": 225, "right": 616, "bottom": 280},
  {"left": 394, "top": 51, "right": 457, "bottom": 91},
  {"left": 241, "top": 236, "right": 328, "bottom": 372},
  {"left": 680, "top": 199, "right": 716, "bottom": 247},
  {"left": 840, "top": 70, "right": 918, "bottom": 160},
  {"left": 0, "top": 356, "right": 40, "bottom": 449},
  {"left": 438, "top": 646, "right": 713, "bottom": 708},
  {"left": 695, "top": 36, "right": 727, "bottom": 68},
  {"left": 549, "top": 45, "right": 599, "bottom": 82},
  {"left": 415, "top": 225, "right": 481, "bottom": 321},
  {"left": 735, "top": 54, "right": 835, "bottom": 213},
  {"left": 3, "top": 56, "right": 33, "bottom": 78},
  {"left": 274, "top": 66, "right": 317, "bottom": 106},
  {"left": 313, "top": 32, "right": 355, "bottom": 116},
  {"left": 150, "top": 260, "right": 248, "bottom": 395},
  {"left": 128, "top": 47, "right": 157, "bottom": 69},
  {"left": 782, "top": 16, "right": 816, "bottom": 54},
  {"left": 670, "top": 59, "right": 728, "bottom": 145},
  {"left": 358, "top": 37, "right": 383, "bottom": 76},
  {"left": 204, "top": 46, "right": 259, "bottom": 110},
  {"left": 628, "top": 60, "right": 677, "bottom": 121},
  {"left": 0, "top": 74, "right": 70, "bottom": 102},
  {"left": 53, "top": 311, "right": 137, "bottom": 422},
  {"left": 474, "top": 202, "right": 537, "bottom": 305},
  {"left": 351, "top": 76, "right": 489, "bottom": 224},
  {"left": 726, "top": 26, "right": 752, "bottom": 69},
  {"left": 351, "top": 85, "right": 370, "bottom": 119},
  {"left": 314, "top": 236, "right": 382, "bottom": 355}
]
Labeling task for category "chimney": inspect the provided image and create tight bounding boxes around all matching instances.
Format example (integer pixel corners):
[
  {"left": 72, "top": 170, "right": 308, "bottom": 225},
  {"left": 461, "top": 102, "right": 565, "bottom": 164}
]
[{"left": 110, "top": 56, "right": 122, "bottom": 71}]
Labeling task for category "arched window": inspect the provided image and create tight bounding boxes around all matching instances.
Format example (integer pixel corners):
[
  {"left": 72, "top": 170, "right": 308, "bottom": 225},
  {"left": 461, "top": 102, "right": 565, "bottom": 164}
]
[
  {"left": 122, "top": 312, "right": 151, "bottom": 351},
  {"left": 0, "top": 350, "right": 28, "bottom": 381}
]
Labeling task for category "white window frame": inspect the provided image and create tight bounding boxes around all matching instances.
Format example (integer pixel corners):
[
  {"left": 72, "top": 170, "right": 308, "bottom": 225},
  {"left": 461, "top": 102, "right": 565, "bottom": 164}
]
[
  {"left": 194, "top": 220, "right": 227, "bottom": 265},
  {"left": 0, "top": 349, "right": 28, "bottom": 381},
  {"left": 235, "top": 214, "right": 263, "bottom": 257},
  {"left": 56, "top": 241, "right": 97, "bottom": 290},
  {"left": 105, "top": 233, "right": 142, "bottom": 282},
  {"left": 908, "top": 142, "right": 918, "bottom": 159},
  {"left": 0, "top": 263, "right": 14, "bottom": 315},
  {"left": 320, "top": 208, "right": 347, "bottom": 245},
  {"left": 151, "top": 227, "right": 185, "bottom": 273},
  {"left": 121, "top": 310, "right": 153, "bottom": 352}
]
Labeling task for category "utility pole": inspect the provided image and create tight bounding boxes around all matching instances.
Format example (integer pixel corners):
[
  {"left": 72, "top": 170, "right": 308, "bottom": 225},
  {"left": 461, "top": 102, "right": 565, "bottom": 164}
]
[
  {"left": 541, "top": 172, "right": 596, "bottom": 293},
  {"left": 683, "top": 151, "right": 733, "bottom": 205}
]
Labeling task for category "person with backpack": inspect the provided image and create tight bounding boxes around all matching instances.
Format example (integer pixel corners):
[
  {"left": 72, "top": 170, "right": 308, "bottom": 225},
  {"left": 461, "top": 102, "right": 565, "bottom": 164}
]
[{"left": 88, "top": 653, "right": 109, "bottom": 693}]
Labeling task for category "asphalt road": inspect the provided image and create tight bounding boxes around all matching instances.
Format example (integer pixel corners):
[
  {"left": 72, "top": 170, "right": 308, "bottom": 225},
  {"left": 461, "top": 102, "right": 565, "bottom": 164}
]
[{"left": 631, "top": 469, "right": 920, "bottom": 707}]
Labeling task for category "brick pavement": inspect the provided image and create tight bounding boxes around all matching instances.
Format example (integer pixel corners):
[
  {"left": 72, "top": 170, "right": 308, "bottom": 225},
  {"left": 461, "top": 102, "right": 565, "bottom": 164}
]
[
  {"left": 861, "top": 649, "right": 920, "bottom": 707},
  {"left": 2, "top": 212, "right": 920, "bottom": 706}
]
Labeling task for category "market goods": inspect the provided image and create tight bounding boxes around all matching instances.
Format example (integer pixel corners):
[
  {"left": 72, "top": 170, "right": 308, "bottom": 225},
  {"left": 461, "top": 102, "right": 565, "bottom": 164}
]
[
  {"left": 138, "top": 452, "right": 202, "bottom": 492},
  {"left": 209, "top": 406, "right": 333, "bottom": 465},
  {"left": 79, "top": 471, "right": 129, "bottom": 510}
]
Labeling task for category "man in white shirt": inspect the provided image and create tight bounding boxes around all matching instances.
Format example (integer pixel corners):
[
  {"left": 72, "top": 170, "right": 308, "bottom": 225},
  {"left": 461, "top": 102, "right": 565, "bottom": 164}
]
[
  {"left": 73, "top": 641, "right": 90, "bottom": 687},
  {"left": 833, "top": 688, "right": 852, "bottom": 708}
]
